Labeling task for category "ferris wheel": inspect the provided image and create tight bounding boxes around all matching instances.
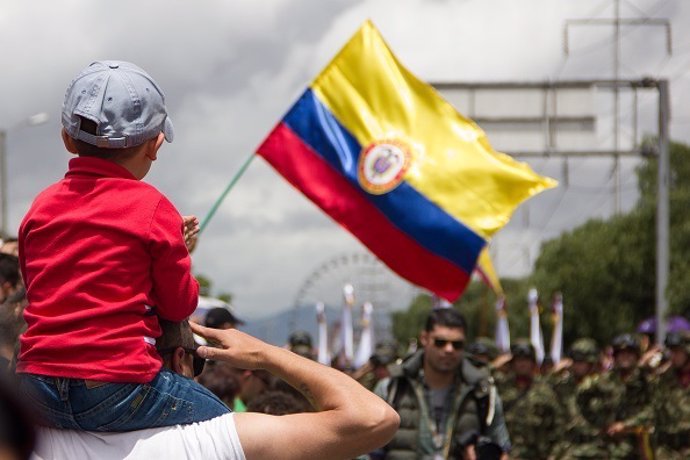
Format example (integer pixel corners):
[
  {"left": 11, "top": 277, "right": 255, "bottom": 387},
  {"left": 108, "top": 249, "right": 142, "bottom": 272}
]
[{"left": 292, "top": 251, "right": 421, "bottom": 325}]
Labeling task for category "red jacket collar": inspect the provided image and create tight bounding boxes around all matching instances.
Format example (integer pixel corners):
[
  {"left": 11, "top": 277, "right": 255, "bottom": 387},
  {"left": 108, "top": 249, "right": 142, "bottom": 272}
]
[{"left": 66, "top": 157, "right": 137, "bottom": 180}]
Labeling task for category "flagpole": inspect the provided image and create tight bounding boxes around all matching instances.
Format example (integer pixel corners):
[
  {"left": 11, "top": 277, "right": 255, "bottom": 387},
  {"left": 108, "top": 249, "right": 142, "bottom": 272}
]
[{"left": 199, "top": 152, "right": 257, "bottom": 235}]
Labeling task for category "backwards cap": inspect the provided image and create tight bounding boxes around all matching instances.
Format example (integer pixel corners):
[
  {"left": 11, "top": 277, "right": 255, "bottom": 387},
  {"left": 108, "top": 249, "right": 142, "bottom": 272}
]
[{"left": 62, "top": 61, "right": 174, "bottom": 149}]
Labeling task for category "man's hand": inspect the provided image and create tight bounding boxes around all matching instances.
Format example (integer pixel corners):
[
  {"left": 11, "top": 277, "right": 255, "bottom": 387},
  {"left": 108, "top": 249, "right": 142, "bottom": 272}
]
[
  {"left": 190, "top": 322, "right": 267, "bottom": 370},
  {"left": 182, "top": 215, "right": 199, "bottom": 253},
  {"left": 606, "top": 421, "right": 626, "bottom": 436}
]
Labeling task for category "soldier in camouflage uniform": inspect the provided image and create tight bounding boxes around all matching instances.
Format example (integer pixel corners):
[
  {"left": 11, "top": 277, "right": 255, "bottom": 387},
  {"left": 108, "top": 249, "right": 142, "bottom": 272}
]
[
  {"left": 652, "top": 331, "right": 690, "bottom": 459},
  {"left": 550, "top": 338, "right": 608, "bottom": 459},
  {"left": 495, "top": 339, "right": 562, "bottom": 460},
  {"left": 576, "top": 334, "right": 653, "bottom": 460}
]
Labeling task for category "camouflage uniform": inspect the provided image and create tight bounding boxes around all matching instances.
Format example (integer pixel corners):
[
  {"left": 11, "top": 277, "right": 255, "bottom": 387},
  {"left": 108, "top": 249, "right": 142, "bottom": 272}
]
[
  {"left": 652, "top": 331, "right": 690, "bottom": 459},
  {"left": 496, "top": 340, "right": 562, "bottom": 460},
  {"left": 550, "top": 338, "right": 607, "bottom": 459},
  {"left": 576, "top": 334, "right": 653, "bottom": 460}
]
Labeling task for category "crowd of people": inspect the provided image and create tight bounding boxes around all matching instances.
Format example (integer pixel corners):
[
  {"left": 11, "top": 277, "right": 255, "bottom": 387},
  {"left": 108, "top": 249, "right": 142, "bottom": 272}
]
[{"left": 3, "top": 233, "right": 690, "bottom": 459}]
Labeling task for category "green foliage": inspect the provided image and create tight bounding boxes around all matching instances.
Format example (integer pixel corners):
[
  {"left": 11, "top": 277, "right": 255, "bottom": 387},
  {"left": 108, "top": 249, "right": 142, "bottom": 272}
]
[
  {"left": 531, "top": 140, "right": 690, "bottom": 345},
  {"left": 217, "top": 292, "right": 233, "bottom": 304},
  {"left": 195, "top": 274, "right": 212, "bottom": 297}
]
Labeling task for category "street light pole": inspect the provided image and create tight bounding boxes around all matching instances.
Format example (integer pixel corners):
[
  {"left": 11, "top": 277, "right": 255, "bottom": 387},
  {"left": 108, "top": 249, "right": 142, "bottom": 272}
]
[{"left": 0, "top": 129, "right": 7, "bottom": 239}]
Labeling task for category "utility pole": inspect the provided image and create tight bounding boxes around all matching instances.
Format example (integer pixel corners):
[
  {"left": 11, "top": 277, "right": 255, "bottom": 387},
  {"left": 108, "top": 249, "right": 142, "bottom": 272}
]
[
  {"left": 655, "top": 79, "right": 670, "bottom": 345},
  {"left": 433, "top": 78, "right": 670, "bottom": 345},
  {"left": 564, "top": 2, "right": 672, "bottom": 214}
]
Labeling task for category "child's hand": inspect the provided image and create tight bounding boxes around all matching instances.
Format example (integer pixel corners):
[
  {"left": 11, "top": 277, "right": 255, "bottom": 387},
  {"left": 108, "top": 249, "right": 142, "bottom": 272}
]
[{"left": 182, "top": 215, "right": 200, "bottom": 252}]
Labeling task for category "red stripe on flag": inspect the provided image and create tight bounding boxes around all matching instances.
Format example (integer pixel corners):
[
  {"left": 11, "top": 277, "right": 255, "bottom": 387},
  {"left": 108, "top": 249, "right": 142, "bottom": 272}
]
[{"left": 257, "top": 122, "right": 470, "bottom": 301}]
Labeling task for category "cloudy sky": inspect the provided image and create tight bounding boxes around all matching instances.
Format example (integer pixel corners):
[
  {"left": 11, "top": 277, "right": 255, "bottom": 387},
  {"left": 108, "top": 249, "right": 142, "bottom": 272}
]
[{"left": 1, "top": 0, "right": 688, "bottom": 320}]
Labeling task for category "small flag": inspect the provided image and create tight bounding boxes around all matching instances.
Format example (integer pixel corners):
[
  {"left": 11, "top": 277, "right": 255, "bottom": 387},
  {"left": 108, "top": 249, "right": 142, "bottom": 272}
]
[
  {"left": 354, "top": 301, "right": 375, "bottom": 368},
  {"left": 495, "top": 296, "right": 510, "bottom": 353},
  {"left": 550, "top": 293, "right": 563, "bottom": 364},
  {"left": 316, "top": 302, "right": 330, "bottom": 365},
  {"left": 341, "top": 284, "right": 355, "bottom": 365},
  {"left": 475, "top": 247, "right": 504, "bottom": 296},
  {"left": 528, "top": 288, "right": 545, "bottom": 364},
  {"left": 256, "top": 20, "right": 556, "bottom": 301}
]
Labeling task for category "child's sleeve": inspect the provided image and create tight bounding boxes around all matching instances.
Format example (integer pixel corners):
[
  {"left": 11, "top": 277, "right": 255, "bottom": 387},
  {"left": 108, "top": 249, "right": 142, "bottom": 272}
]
[{"left": 148, "top": 197, "right": 199, "bottom": 321}]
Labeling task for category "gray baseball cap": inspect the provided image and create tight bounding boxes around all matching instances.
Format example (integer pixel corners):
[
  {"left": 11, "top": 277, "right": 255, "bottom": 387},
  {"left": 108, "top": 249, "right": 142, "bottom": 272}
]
[{"left": 62, "top": 60, "right": 174, "bottom": 149}]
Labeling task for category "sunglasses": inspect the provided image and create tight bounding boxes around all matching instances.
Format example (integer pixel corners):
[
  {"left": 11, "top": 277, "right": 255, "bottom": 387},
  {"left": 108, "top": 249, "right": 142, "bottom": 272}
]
[
  {"left": 433, "top": 338, "right": 465, "bottom": 350},
  {"left": 158, "top": 346, "right": 206, "bottom": 377}
]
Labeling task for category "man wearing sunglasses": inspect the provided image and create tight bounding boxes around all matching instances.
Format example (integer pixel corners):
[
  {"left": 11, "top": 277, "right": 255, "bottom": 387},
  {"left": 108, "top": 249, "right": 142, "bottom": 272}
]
[
  {"left": 373, "top": 307, "right": 510, "bottom": 460},
  {"left": 30, "top": 320, "right": 400, "bottom": 459}
]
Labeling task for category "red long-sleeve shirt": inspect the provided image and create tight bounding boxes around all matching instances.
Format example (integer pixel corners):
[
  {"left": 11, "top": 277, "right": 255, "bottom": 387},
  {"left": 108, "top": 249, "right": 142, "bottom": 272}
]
[{"left": 17, "top": 157, "right": 199, "bottom": 383}]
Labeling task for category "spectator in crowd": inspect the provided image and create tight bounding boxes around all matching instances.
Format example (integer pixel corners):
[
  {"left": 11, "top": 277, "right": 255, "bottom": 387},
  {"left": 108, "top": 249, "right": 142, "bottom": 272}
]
[
  {"left": 0, "top": 237, "right": 19, "bottom": 257},
  {"left": 196, "top": 361, "right": 240, "bottom": 409},
  {"left": 287, "top": 330, "right": 315, "bottom": 360},
  {"left": 352, "top": 340, "right": 399, "bottom": 391},
  {"left": 373, "top": 307, "right": 510, "bottom": 459},
  {"left": 31, "top": 320, "right": 400, "bottom": 460},
  {"left": 0, "top": 254, "right": 21, "bottom": 306},
  {"left": 0, "top": 308, "right": 23, "bottom": 373},
  {"left": 246, "top": 389, "right": 312, "bottom": 415},
  {"left": 496, "top": 339, "right": 562, "bottom": 460},
  {"left": 227, "top": 366, "right": 273, "bottom": 412},
  {"left": 204, "top": 306, "right": 244, "bottom": 330},
  {"left": 16, "top": 60, "right": 227, "bottom": 431}
]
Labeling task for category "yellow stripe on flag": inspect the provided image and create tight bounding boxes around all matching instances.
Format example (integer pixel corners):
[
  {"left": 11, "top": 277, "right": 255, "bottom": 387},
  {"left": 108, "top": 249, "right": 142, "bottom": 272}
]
[
  {"left": 311, "top": 20, "right": 556, "bottom": 239},
  {"left": 477, "top": 247, "right": 503, "bottom": 295}
]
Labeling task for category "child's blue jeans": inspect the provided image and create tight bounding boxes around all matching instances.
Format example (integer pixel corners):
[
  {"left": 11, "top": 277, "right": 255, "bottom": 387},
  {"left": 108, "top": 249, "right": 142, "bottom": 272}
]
[{"left": 17, "top": 369, "right": 230, "bottom": 431}]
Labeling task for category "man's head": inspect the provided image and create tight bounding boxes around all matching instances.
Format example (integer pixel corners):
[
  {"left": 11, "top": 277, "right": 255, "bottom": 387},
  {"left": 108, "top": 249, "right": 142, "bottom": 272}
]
[
  {"left": 205, "top": 307, "right": 244, "bottom": 330},
  {"left": 420, "top": 308, "right": 466, "bottom": 374},
  {"left": 510, "top": 339, "right": 537, "bottom": 377},
  {"left": 467, "top": 337, "right": 499, "bottom": 365},
  {"left": 611, "top": 333, "right": 640, "bottom": 371},
  {"left": 665, "top": 331, "right": 690, "bottom": 369},
  {"left": 568, "top": 337, "right": 599, "bottom": 378},
  {"left": 61, "top": 61, "right": 174, "bottom": 178},
  {"left": 156, "top": 320, "right": 205, "bottom": 379},
  {"left": 0, "top": 254, "right": 20, "bottom": 304},
  {"left": 288, "top": 330, "right": 314, "bottom": 360}
]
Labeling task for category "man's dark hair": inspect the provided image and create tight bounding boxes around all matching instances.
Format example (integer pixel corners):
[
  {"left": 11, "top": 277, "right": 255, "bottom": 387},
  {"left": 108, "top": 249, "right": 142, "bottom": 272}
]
[
  {"left": 246, "top": 390, "right": 312, "bottom": 415},
  {"left": 197, "top": 362, "right": 239, "bottom": 407},
  {"left": 71, "top": 117, "right": 145, "bottom": 161},
  {"left": 0, "top": 254, "right": 19, "bottom": 288},
  {"left": 424, "top": 307, "right": 467, "bottom": 332}
]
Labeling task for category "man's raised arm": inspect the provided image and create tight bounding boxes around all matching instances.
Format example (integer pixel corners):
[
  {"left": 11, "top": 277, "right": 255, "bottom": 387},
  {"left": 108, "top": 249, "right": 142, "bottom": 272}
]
[{"left": 190, "top": 323, "right": 400, "bottom": 460}]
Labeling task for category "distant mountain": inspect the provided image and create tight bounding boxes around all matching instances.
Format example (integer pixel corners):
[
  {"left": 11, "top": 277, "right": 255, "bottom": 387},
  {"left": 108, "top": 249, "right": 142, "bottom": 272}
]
[{"left": 239, "top": 303, "right": 393, "bottom": 347}]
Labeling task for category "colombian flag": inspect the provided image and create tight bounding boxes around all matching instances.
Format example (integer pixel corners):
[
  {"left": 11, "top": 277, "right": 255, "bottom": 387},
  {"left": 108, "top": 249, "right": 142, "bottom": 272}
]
[{"left": 257, "top": 21, "right": 556, "bottom": 301}]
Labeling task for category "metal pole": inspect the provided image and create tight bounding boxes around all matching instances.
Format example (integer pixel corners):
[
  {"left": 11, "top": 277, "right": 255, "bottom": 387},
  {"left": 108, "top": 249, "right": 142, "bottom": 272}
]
[
  {"left": 613, "top": 0, "right": 621, "bottom": 215},
  {"left": 0, "top": 130, "right": 6, "bottom": 239},
  {"left": 656, "top": 79, "right": 670, "bottom": 345}
]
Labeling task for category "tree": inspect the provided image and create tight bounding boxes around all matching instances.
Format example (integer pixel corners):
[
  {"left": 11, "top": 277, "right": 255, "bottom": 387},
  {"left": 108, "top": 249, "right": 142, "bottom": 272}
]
[{"left": 531, "top": 140, "right": 690, "bottom": 345}]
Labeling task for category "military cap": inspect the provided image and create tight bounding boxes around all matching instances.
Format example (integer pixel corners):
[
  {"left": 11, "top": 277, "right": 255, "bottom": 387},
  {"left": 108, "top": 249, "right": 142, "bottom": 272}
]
[
  {"left": 568, "top": 338, "right": 599, "bottom": 363},
  {"left": 511, "top": 339, "right": 536, "bottom": 361},
  {"left": 611, "top": 333, "right": 640, "bottom": 355},
  {"left": 665, "top": 330, "right": 690, "bottom": 355}
]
